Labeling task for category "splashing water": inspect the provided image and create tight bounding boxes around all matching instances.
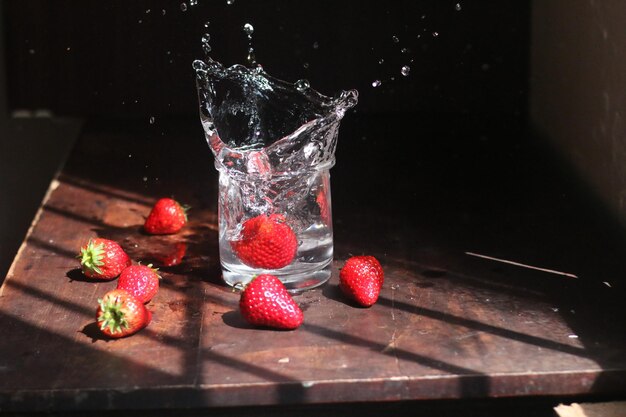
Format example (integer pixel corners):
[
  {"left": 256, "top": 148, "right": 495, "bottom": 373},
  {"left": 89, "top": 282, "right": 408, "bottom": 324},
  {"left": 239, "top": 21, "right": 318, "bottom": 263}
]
[
  {"left": 193, "top": 46, "right": 358, "bottom": 221},
  {"left": 201, "top": 34, "right": 211, "bottom": 54},
  {"left": 194, "top": 47, "right": 357, "bottom": 290},
  {"left": 194, "top": 57, "right": 357, "bottom": 164},
  {"left": 243, "top": 23, "right": 256, "bottom": 66},
  {"left": 295, "top": 79, "right": 310, "bottom": 91}
]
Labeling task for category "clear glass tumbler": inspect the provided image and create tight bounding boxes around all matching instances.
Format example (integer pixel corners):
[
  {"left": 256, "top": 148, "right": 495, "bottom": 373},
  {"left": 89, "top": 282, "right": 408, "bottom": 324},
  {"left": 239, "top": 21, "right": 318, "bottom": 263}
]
[{"left": 194, "top": 58, "right": 357, "bottom": 291}]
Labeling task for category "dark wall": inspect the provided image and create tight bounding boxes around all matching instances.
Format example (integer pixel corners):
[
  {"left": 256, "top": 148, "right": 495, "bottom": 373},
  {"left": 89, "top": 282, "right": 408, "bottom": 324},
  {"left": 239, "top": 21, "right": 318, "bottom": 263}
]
[
  {"left": 3, "top": 0, "right": 529, "bottom": 120},
  {"left": 531, "top": 1, "right": 626, "bottom": 226}
]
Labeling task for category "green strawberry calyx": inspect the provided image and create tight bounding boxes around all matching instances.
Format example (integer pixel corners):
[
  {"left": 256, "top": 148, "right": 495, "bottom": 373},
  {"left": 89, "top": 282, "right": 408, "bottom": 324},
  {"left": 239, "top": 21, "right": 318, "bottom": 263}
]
[
  {"left": 137, "top": 262, "right": 161, "bottom": 279},
  {"left": 97, "top": 296, "right": 129, "bottom": 335},
  {"left": 231, "top": 281, "right": 247, "bottom": 293},
  {"left": 80, "top": 239, "right": 105, "bottom": 275},
  {"left": 179, "top": 202, "right": 190, "bottom": 222},
  {"left": 231, "top": 274, "right": 260, "bottom": 293}
]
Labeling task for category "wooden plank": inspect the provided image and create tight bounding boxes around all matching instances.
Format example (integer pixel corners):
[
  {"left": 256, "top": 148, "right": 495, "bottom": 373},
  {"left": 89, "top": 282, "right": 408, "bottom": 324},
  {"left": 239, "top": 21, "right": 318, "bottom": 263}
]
[{"left": 1, "top": 117, "right": 626, "bottom": 412}]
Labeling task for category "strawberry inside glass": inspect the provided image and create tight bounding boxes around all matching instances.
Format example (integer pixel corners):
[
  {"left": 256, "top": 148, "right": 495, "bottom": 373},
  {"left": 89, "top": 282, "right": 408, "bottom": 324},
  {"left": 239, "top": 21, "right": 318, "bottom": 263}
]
[{"left": 194, "top": 55, "right": 357, "bottom": 292}]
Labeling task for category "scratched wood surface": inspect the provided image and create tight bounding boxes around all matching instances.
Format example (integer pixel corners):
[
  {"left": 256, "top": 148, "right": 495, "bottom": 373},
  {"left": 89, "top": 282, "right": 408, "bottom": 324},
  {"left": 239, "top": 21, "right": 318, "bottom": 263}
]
[{"left": 1, "top": 117, "right": 626, "bottom": 413}]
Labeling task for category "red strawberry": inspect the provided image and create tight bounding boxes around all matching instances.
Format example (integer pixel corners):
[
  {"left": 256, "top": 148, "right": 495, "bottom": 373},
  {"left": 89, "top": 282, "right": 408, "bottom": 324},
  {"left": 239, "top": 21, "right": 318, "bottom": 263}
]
[
  {"left": 116, "top": 264, "right": 160, "bottom": 303},
  {"left": 239, "top": 274, "right": 303, "bottom": 330},
  {"left": 79, "top": 238, "right": 131, "bottom": 280},
  {"left": 339, "top": 256, "right": 385, "bottom": 307},
  {"left": 231, "top": 214, "right": 298, "bottom": 269},
  {"left": 144, "top": 198, "right": 188, "bottom": 235},
  {"left": 96, "top": 289, "right": 152, "bottom": 338}
]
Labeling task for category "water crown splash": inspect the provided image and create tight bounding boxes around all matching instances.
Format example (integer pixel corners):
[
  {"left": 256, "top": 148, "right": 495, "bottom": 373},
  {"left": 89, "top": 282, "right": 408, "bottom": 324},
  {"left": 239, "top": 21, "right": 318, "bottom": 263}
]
[{"left": 193, "top": 57, "right": 358, "bottom": 178}]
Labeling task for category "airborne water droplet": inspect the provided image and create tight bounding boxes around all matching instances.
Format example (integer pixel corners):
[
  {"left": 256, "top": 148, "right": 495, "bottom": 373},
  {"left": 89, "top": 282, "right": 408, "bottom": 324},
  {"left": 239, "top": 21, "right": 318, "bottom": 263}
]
[
  {"left": 180, "top": 2, "right": 188, "bottom": 11},
  {"left": 372, "top": 80, "right": 382, "bottom": 88},
  {"left": 190, "top": 0, "right": 198, "bottom": 5},
  {"left": 243, "top": 23, "right": 256, "bottom": 66},
  {"left": 455, "top": 3, "right": 462, "bottom": 11},
  {"left": 202, "top": 34, "right": 211, "bottom": 54},
  {"left": 246, "top": 48, "right": 256, "bottom": 66},
  {"left": 226, "top": 0, "right": 234, "bottom": 4},
  {"left": 378, "top": 58, "right": 384, "bottom": 64},
  {"left": 149, "top": 116, "right": 155, "bottom": 124},
  {"left": 401, "top": 65, "right": 410, "bottom": 76},
  {"left": 392, "top": 35, "right": 400, "bottom": 43},
  {"left": 295, "top": 79, "right": 310, "bottom": 92},
  {"left": 432, "top": 31, "right": 439, "bottom": 37},
  {"left": 243, "top": 23, "right": 254, "bottom": 36}
]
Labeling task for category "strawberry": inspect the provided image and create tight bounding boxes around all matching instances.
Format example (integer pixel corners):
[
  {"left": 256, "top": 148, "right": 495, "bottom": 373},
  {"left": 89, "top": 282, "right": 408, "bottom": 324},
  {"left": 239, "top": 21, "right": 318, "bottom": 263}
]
[
  {"left": 96, "top": 289, "right": 152, "bottom": 338},
  {"left": 79, "top": 238, "right": 131, "bottom": 280},
  {"left": 144, "top": 198, "right": 188, "bottom": 235},
  {"left": 116, "top": 264, "right": 160, "bottom": 303},
  {"left": 339, "top": 256, "right": 385, "bottom": 307},
  {"left": 239, "top": 274, "right": 303, "bottom": 330},
  {"left": 231, "top": 214, "right": 298, "bottom": 269}
]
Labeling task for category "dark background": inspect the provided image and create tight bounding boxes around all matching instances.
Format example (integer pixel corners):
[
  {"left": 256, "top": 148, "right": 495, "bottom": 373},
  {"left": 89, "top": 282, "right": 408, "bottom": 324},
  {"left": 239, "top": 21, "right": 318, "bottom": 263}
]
[
  {"left": 3, "top": 0, "right": 530, "bottom": 121},
  {"left": 0, "top": 0, "right": 532, "bottom": 281}
]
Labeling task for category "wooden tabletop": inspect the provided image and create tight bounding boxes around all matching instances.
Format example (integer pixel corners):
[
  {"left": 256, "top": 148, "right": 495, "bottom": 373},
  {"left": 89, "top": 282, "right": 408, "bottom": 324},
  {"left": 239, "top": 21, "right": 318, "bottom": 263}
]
[{"left": 1, "top": 116, "right": 625, "bottom": 413}]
